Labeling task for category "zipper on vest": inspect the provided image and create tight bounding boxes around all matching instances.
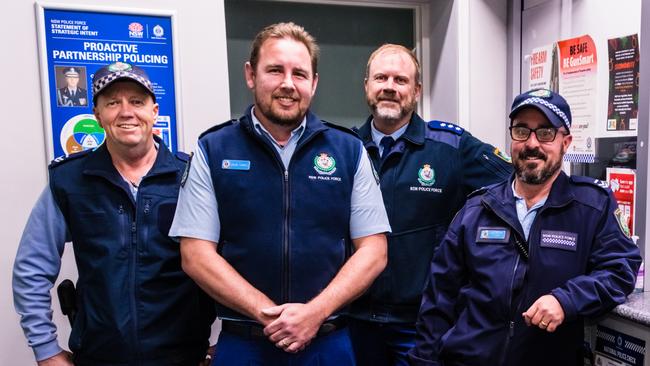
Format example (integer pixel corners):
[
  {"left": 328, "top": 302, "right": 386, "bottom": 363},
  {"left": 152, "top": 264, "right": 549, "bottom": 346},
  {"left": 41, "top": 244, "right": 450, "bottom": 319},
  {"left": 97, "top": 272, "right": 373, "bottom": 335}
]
[
  {"left": 500, "top": 254, "right": 520, "bottom": 366},
  {"left": 129, "top": 206, "right": 139, "bottom": 356},
  {"left": 282, "top": 169, "right": 290, "bottom": 303}
]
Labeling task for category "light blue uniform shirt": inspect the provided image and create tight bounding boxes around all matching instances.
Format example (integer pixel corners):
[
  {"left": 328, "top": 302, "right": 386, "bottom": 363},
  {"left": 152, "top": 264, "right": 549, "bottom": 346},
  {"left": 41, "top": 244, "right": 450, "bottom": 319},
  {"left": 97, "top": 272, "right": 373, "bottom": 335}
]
[
  {"left": 170, "top": 110, "right": 391, "bottom": 243},
  {"left": 512, "top": 181, "right": 547, "bottom": 241},
  {"left": 370, "top": 120, "right": 409, "bottom": 156},
  {"left": 251, "top": 107, "right": 306, "bottom": 169}
]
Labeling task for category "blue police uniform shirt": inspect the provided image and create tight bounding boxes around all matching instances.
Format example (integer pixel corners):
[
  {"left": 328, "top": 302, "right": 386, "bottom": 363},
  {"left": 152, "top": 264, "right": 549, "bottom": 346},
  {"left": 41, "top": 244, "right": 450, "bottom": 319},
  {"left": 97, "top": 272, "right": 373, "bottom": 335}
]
[
  {"left": 170, "top": 112, "right": 390, "bottom": 243},
  {"left": 370, "top": 120, "right": 409, "bottom": 157},
  {"left": 512, "top": 180, "right": 547, "bottom": 241},
  {"left": 251, "top": 106, "right": 306, "bottom": 169},
  {"left": 13, "top": 187, "right": 69, "bottom": 360}
]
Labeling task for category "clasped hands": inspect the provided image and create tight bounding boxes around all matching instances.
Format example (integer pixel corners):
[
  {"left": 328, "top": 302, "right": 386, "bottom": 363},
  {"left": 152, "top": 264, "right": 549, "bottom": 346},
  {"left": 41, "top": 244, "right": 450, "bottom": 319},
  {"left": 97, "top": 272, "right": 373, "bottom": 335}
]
[{"left": 261, "top": 302, "right": 327, "bottom": 354}]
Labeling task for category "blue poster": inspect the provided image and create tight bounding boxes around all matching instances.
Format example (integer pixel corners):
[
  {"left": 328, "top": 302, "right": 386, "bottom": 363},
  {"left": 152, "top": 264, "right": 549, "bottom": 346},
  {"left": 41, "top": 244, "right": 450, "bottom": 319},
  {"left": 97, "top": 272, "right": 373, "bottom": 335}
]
[{"left": 42, "top": 8, "right": 178, "bottom": 157}]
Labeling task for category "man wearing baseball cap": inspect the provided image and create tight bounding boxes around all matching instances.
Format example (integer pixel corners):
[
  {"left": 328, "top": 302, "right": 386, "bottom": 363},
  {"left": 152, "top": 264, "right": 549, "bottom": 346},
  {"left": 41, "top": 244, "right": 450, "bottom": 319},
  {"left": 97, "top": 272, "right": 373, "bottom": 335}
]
[
  {"left": 13, "top": 61, "right": 215, "bottom": 365},
  {"left": 409, "top": 89, "right": 641, "bottom": 365}
]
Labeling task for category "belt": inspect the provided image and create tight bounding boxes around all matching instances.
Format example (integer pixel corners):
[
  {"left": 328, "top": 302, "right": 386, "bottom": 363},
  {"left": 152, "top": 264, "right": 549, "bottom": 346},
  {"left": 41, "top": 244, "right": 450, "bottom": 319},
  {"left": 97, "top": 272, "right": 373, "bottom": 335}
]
[{"left": 221, "top": 317, "right": 348, "bottom": 339}]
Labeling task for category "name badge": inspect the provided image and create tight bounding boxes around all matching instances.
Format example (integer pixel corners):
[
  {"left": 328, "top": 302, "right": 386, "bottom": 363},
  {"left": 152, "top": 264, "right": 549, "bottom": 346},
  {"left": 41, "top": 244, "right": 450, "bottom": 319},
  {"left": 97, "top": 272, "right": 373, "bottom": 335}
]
[
  {"left": 222, "top": 159, "right": 250, "bottom": 171},
  {"left": 540, "top": 230, "right": 578, "bottom": 251},
  {"left": 476, "top": 227, "right": 510, "bottom": 243}
]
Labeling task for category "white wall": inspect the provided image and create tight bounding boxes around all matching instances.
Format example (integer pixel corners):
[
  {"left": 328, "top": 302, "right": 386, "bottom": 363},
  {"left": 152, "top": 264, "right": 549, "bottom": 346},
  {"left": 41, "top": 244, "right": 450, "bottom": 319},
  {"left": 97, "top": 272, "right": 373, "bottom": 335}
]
[
  {"left": 429, "top": 0, "right": 509, "bottom": 150},
  {"left": 0, "top": 1, "right": 229, "bottom": 364}
]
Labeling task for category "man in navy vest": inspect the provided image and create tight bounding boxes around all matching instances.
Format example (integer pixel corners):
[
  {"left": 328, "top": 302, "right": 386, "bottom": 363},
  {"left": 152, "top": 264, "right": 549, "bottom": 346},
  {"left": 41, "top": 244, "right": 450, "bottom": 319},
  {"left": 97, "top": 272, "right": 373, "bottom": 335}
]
[
  {"left": 13, "top": 62, "right": 215, "bottom": 365},
  {"left": 348, "top": 44, "right": 512, "bottom": 366},
  {"left": 170, "top": 22, "right": 390, "bottom": 366}
]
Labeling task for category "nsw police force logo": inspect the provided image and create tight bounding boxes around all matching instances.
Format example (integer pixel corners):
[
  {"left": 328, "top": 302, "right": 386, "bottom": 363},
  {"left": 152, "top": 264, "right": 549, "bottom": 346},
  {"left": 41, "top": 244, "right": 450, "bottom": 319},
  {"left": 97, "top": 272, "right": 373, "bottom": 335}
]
[
  {"left": 314, "top": 153, "right": 336, "bottom": 175},
  {"left": 418, "top": 164, "right": 435, "bottom": 186}
]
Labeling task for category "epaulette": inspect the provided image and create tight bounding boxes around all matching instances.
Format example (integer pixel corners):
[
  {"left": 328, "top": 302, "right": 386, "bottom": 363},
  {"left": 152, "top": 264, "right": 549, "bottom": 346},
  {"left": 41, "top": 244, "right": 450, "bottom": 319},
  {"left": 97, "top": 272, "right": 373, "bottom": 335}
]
[
  {"left": 48, "top": 149, "right": 93, "bottom": 169},
  {"left": 175, "top": 151, "right": 190, "bottom": 162},
  {"left": 323, "top": 121, "right": 361, "bottom": 139},
  {"left": 198, "top": 119, "right": 236, "bottom": 140},
  {"left": 427, "top": 120, "right": 465, "bottom": 136},
  {"left": 570, "top": 175, "right": 610, "bottom": 191},
  {"left": 467, "top": 186, "right": 489, "bottom": 198}
]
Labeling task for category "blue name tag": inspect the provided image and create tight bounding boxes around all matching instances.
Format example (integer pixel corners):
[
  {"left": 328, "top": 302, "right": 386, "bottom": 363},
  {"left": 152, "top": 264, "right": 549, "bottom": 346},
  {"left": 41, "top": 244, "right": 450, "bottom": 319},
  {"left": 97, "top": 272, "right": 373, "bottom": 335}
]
[
  {"left": 221, "top": 159, "right": 250, "bottom": 171},
  {"left": 476, "top": 226, "right": 510, "bottom": 243}
]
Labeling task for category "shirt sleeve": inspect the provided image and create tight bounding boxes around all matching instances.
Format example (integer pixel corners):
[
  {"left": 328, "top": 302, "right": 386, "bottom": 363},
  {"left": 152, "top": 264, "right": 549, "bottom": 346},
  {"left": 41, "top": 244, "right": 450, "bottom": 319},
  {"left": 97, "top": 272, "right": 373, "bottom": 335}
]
[
  {"left": 349, "top": 142, "right": 391, "bottom": 239},
  {"left": 12, "top": 187, "right": 68, "bottom": 361},
  {"left": 169, "top": 142, "right": 221, "bottom": 243}
]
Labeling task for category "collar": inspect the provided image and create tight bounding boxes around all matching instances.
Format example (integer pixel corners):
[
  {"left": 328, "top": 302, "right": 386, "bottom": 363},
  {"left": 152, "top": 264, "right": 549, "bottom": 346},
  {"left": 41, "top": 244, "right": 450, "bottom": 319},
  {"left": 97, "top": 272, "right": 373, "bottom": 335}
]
[
  {"left": 511, "top": 179, "right": 547, "bottom": 212},
  {"left": 484, "top": 171, "right": 575, "bottom": 218},
  {"left": 357, "top": 112, "right": 426, "bottom": 147},
  {"left": 82, "top": 135, "right": 179, "bottom": 182},
  {"left": 370, "top": 120, "right": 409, "bottom": 148},
  {"left": 250, "top": 106, "right": 306, "bottom": 147},
  {"left": 241, "top": 104, "right": 327, "bottom": 144}
]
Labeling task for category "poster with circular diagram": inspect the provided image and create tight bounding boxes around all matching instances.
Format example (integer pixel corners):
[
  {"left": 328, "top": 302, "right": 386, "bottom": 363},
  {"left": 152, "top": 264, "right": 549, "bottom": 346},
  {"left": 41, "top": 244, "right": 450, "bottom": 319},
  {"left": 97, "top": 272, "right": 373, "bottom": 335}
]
[{"left": 59, "top": 114, "right": 105, "bottom": 155}]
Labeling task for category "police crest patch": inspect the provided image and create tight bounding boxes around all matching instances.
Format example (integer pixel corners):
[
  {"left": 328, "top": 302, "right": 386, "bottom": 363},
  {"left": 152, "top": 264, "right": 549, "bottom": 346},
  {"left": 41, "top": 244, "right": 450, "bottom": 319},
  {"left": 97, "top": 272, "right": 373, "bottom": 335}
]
[
  {"left": 418, "top": 164, "right": 435, "bottom": 186},
  {"left": 494, "top": 147, "right": 512, "bottom": 163},
  {"left": 314, "top": 153, "right": 337, "bottom": 175},
  {"left": 614, "top": 207, "right": 631, "bottom": 238}
]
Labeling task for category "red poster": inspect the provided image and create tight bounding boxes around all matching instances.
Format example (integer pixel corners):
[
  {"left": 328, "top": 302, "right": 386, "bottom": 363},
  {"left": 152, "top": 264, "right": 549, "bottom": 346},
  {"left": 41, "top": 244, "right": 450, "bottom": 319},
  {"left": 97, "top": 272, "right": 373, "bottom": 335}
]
[{"left": 607, "top": 168, "right": 636, "bottom": 235}]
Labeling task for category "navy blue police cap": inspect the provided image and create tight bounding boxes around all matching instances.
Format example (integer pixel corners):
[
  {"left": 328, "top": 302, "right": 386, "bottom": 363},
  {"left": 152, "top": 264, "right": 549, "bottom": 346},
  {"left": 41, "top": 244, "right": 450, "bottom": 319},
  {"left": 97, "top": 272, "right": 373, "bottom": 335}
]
[
  {"left": 92, "top": 62, "right": 155, "bottom": 104},
  {"left": 62, "top": 67, "right": 80, "bottom": 77},
  {"left": 509, "top": 89, "right": 571, "bottom": 132}
]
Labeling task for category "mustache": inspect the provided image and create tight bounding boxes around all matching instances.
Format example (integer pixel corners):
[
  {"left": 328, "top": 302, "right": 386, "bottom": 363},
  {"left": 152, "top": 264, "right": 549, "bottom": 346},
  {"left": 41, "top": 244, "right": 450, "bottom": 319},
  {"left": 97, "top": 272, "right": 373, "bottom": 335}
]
[
  {"left": 518, "top": 148, "right": 547, "bottom": 161},
  {"left": 273, "top": 92, "right": 299, "bottom": 101}
]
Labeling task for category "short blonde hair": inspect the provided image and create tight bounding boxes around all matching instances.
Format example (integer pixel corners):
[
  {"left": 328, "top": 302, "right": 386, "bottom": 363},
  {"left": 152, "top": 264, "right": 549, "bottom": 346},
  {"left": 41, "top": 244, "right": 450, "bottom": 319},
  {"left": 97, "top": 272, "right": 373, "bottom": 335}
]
[
  {"left": 366, "top": 44, "right": 420, "bottom": 82},
  {"left": 249, "top": 22, "right": 320, "bottom": 76}
]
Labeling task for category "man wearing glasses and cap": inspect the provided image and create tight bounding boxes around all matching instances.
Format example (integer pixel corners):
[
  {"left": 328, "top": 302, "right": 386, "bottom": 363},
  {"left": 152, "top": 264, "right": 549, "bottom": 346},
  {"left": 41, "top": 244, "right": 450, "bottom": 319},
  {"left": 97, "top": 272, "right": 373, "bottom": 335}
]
[
  {"left": 13, "top": 62, "right": 215, "bottom": 365},
  {"left": 57, "top": 67, "right": 88, "bottom": 107},
  {"left": 409, "top": 89, "right": 641, "bottom": 366}
]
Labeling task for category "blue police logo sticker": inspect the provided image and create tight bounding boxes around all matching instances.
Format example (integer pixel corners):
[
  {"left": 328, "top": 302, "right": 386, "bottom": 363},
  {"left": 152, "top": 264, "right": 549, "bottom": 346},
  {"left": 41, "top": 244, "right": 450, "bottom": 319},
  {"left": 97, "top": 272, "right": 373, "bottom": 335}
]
[
  {"left": 418, "top": 164, "right": 435, "bottom": 186},
  {"left": 314, "top": 153, "right": 337, "bottom": 175},
  {"left": 614, "top": 207, "right": 632, "bottom": 238},
  {"left": 529, "top": 89, "right": 551, "bottom": 98}
]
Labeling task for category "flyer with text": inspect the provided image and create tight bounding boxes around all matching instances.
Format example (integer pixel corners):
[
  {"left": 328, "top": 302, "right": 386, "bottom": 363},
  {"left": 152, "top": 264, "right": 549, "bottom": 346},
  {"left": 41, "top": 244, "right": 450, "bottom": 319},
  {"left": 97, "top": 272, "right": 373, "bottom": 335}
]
[{"left": 42, "top": 8, "right": 177, "bottom": 157}]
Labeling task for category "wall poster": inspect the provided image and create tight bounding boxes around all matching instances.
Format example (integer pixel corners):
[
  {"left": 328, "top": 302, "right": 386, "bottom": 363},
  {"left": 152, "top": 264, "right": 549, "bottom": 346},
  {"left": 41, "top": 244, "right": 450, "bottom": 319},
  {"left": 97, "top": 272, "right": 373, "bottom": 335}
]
[
  {"left": 36, "top": 3, "right": 182, "bottom": 160},
  {"left": 607, "top": 34, "right": 640, "bottom": 132},
  {"left": 557, "top": 35, "right": 598, "bottom": 163}
]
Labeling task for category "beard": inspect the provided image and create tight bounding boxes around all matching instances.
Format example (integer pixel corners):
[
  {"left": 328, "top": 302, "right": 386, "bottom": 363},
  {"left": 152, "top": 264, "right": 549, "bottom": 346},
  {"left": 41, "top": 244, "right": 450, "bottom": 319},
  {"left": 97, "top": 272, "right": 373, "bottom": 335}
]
[
  {"left": 255, "top": 91, "right": 306, "bottom": 127},
  {"left": 514, "top": 146, "right": 564, "bottom": 185},
  {"left": 368, "top": 92, "right": 417, "bottom": 125}
]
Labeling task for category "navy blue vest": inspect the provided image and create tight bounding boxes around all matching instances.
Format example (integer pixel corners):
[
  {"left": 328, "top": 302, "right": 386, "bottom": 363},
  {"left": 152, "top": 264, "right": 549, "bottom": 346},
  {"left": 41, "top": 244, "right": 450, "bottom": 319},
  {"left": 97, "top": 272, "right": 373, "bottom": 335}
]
[
  {"left": 49, "top": 139, "right": 214, "bottom": 364},
  {"left": 200, "top": 109, "right": 360, "bottom": 320}
]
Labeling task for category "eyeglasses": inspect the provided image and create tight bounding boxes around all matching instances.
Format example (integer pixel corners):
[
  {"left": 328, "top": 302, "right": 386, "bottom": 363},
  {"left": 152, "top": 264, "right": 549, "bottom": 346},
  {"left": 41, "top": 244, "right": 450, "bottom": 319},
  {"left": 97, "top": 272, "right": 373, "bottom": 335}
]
[{"left": 509, "top": 126, "right": 567, "bottom": 142}]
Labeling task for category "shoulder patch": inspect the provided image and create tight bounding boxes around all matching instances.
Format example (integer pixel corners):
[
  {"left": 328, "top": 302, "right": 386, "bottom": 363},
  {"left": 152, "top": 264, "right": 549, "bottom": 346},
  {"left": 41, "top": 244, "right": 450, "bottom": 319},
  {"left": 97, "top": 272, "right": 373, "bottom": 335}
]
[
  {"left": 175, "top": 151, "right": 190, "bottom": 163},
  {"left": 570, "top": 175, "right": 610, "bottom": 191},
  {"left": 427, "top": 120, "right": 465, "bottom": 136},
  {"left": 614, "top": 207, "right": 632, "bottom": 238},
  {"left": 198, "top": 119, "right": 236, "bottom": 140},
  {"left": 48, "top": 149, "right": 93, "bottom": 169},
  {"left": 323, "top": 121, "right": 361, "bottom": 139}
]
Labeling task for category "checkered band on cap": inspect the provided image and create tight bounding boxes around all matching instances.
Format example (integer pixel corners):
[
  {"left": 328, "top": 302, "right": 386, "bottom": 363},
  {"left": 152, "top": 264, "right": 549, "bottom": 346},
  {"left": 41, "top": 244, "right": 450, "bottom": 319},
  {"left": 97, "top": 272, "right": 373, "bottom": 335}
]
[
  {"left": 93, "top": 70, "right": 154, "bottom": 96},
  {"left": 515, "top": 97, "right": 571, "bottom": 128}
]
